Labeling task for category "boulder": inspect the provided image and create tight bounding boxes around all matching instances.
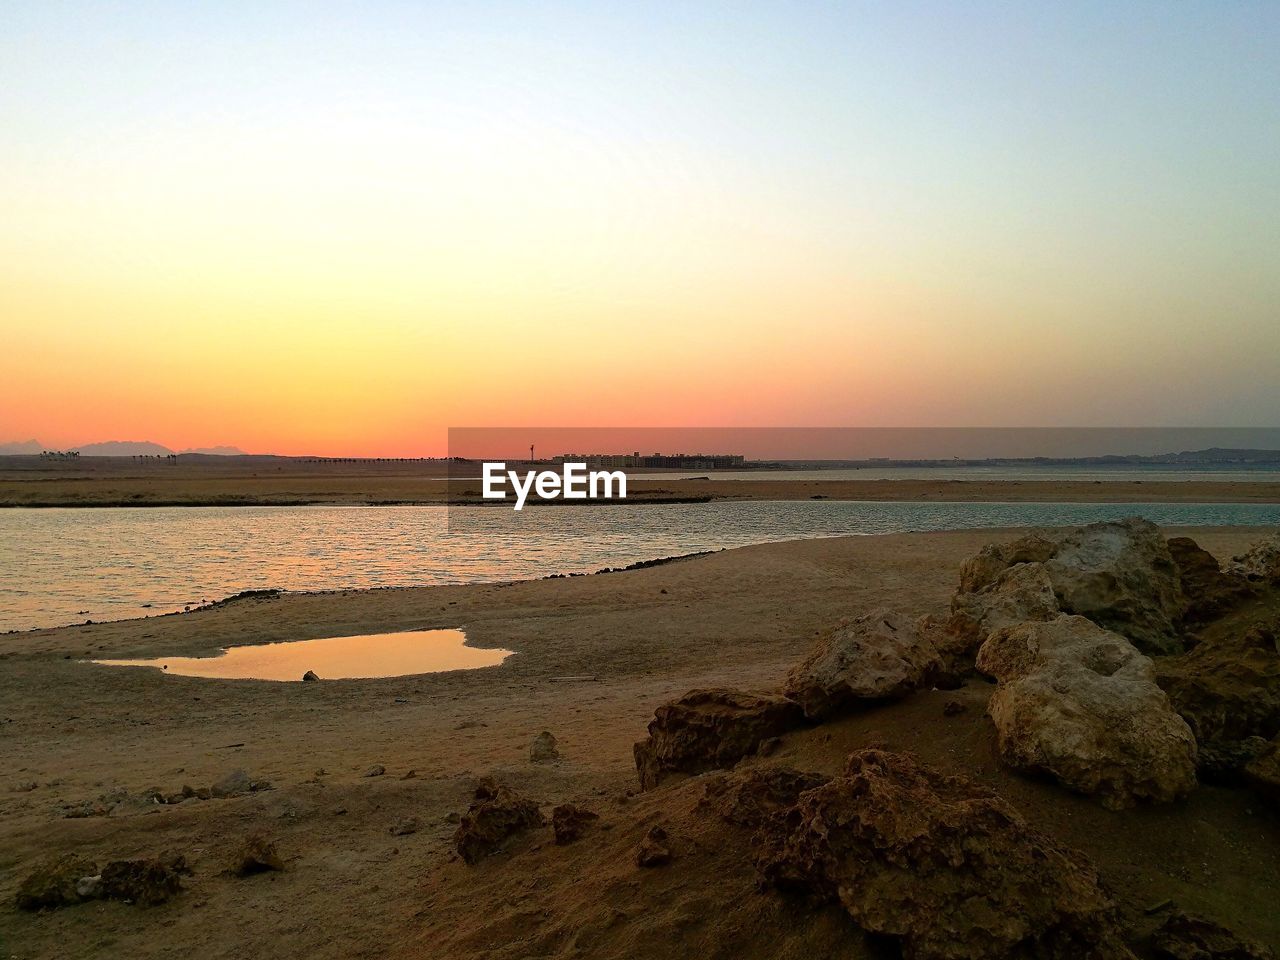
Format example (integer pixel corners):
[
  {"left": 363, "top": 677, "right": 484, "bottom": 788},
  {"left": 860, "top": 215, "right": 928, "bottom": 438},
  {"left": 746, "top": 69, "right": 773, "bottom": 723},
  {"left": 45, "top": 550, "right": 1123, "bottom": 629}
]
[
  {"left": 977, "top": 615, "right": 1197, "bottom": 808},
  {"left": 1167, "top": 537, "right": 1252, "bottom": 628},
  {"left": 632, "top": 688, "right": 804, "bottom": 790},
  {"left": 755, "top": 749, "right": 1134, "bottom": 960},
  {"left": 783, "top": 610, "right": 945, "bottom": 721},
  {"left": 550, "top": 804, "right": 598, "bottom": 844},
  {"left": 15, "top": 854, "right": 99, "bottom": 910},
  {"left": 957, "top": 533, "right": 1059, "bottom": 593},
  {"left": 1227, "top": 534, "right": 1280, "bottom": 586},
  {"left": 1043, "top": 518, "right": 1185, "bottom": 654},
  {"left": 1151, "top": 911, "right": 1276, "bottom": 960},
  {"left": 949, "top": 561, "right": 1061, "bottom": 651},
  {"left": 452, "top": 779, "right": 544, "bottom": 864},
  {"left": 1155, "top": 619, "right": 1280, "bottom": 779}
]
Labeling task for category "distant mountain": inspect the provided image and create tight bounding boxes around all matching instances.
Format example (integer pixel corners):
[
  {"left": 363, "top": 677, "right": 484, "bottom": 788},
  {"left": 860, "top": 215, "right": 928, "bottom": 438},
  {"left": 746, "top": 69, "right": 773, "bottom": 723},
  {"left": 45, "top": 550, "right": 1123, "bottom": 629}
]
[
  {"left": 0, "top": 439, "right": 44, "bottom": 455},
  {"left": 180, "top": 445, "right": 249, "bottom": 456},
  {"left": 74, "top": 440, "right": 174, "bottom": 456}
]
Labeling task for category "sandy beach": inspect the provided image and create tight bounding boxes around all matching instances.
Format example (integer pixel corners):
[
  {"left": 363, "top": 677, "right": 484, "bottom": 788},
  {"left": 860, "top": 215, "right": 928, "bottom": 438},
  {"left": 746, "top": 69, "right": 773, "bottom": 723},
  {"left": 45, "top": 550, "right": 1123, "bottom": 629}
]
[{"left": 2, "top": 526, "right": 1278, "bottom": 958}]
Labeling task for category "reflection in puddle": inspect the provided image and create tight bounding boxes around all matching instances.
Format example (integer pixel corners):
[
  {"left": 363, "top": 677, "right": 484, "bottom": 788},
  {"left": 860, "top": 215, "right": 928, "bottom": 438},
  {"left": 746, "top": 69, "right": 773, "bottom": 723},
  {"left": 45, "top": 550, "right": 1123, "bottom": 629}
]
[{"left": 91, "top": 629, "right": 511, "bottom": 681}]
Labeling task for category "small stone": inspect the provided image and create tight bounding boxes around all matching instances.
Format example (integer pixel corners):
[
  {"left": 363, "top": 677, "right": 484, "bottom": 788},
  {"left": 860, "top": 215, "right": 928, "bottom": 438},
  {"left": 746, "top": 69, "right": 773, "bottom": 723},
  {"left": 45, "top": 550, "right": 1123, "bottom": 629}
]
[
  {"left": 401, "top": 769, "right": 417, "bottom": 780},
  {"left": 943, "top": 699, "right": 967, "bottom": 716},
  {"left": 302, "top": 670, "right": 320, "bottom": 682},
  {"left": 231, "top": 836, "right": 284, "bottom": 875},
  {"left": 551, "top": 804, "right": 599, "bottom": 844},
  {"left": 211, "top": 769, "right": 252, "bottom": 798},
  {"left": 636, "top": 826, "right": 671, "bottom": 867},
  {"left": 390, "top": 818, "right": 420, "bottom": 836},
  {"left": 363, "top": 765, "right": 386, "bottom": 778},
  {"left": 756, "top": 736, "right": 782, "bottom": 756},
  {"left": 530, "top": 731, "right": 560, "bottom": 763}
]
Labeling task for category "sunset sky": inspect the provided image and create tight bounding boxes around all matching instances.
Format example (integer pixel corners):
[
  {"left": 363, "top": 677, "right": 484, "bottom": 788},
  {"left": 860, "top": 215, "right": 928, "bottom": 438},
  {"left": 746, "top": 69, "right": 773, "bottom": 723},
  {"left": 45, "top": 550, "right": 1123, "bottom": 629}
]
[{"left": 2, "top": 2, "right": 1277, "bottom": 456}]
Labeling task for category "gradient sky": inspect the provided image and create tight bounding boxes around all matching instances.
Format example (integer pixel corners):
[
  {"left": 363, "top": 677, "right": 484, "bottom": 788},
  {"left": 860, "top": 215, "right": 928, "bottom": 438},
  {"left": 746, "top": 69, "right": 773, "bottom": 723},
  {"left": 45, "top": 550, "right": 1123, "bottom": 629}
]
[{"left": 2, "top": 1, "right": 1277, "bottom": 456}]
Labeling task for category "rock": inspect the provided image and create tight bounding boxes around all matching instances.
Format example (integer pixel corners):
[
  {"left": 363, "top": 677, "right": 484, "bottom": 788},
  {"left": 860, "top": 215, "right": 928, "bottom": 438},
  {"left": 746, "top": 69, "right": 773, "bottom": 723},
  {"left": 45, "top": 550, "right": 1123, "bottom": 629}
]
[
  {"left": 949, "top": 561, "right": 1061, "bottom": 652},
  {"left": 363, "top": 764, "right": 386, "bottom": 778},
  {"left": 636, "top": 826, "right": 672, "bottom": 867},
  {"left": 957, "top": 533, "right": 1059, "bottom": 593},
  {"left": 1168, "top": 537, "right": 1253, "bottom": 628},
  {"left": 15, "top": 854, "right": 99, "bottom": 910},
  {"left": 551, "top": 803, "right": 598, "bottom": 844},
  {"left": 1244, "top": 736, "right": 1280, "bottom": 806},
  {"left": 98, "top": 854, "right": 188, "bottom": 905},
  {"left": 1043, "top": 518, "right": 1185, "bottom": 654},
  {"left": 231, "top": 836, "right": 284, "bottom": 875},
  {"left": 529, "top": 731, "right": 560, "bottom": 763},
  {"left": 75, "top": 875, "right": 103, "bottom": 899},
  {"left": 943, "top": 699, "right": 967, "bottom": 716},
  {"left": 977, "top": 615, "right": 1197, "bottom": 808},
  {"left": 1228, "top": 534, "right": 1280, "bottom": 586},
  {"left": 755, "top": 749, "right": 1133, "bottom": 960},
  {"left": 632, "top": 688, "right": 804, "bottom": 790},
  {"left": 302, "top": 670, "right": 320, "bottom": 682},
  {"left": 390, "top": 818, "right": 420, "bottom": 836},
  {"left": 1156, "top": 619, "right": 1280, "bottom": 779},
  {"left": 211, "top": 768, "right": 251, "bottom": 797},
  {"left": 701, "top": 767, "right": 829, "bottom": 828},
  {"left": 1151, "top": 911, "right": 1276, "bottom": 959},
  {"left": 452, "top": 779, "right": 545, "bottom": 864},
  {"left": 756, "top": 736, "right": 781, "bottom": 756},
  {"left": 783, "top": 610, "right": 945, "bottom": 721}
]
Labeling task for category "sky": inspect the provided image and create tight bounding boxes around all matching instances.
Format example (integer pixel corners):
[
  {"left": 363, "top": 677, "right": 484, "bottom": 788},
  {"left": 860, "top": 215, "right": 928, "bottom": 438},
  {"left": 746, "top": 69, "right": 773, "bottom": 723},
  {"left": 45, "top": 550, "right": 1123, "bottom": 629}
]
[{"left": 2, "top": 1, "right": 1277, "bottom": 457}]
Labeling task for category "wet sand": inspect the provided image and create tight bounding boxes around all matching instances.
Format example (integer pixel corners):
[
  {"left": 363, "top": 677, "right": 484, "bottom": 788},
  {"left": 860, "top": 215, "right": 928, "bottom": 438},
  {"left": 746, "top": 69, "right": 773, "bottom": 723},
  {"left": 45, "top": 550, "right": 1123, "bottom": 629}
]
[{"left": 2, "top": 526, "right": 1277, "bottom": 958}]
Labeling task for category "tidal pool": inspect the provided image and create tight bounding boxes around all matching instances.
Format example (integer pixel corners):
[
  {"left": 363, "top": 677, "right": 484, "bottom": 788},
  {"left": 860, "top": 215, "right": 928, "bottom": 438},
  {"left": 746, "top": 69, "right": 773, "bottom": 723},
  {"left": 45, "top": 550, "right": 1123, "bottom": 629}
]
[{"left": 91, "top": 628, "right": 512, "bottom": 681}]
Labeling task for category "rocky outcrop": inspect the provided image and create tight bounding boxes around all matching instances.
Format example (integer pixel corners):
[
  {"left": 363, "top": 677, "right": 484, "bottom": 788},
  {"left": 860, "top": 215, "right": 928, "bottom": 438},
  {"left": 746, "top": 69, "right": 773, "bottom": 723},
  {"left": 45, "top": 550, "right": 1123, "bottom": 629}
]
[
  {"left": 977, "top": 615, "right": 1197, "bottom": 808},
  {"left": 755, "top": 749, "right": 1134, "bottom": 960},
  {"left": 957, "top": 533, "right": 1060, "bottom": 593},
  {"left": 1043, "top": 519, "right": 1185, "bottom": 655},
  {"left": 633, "top": 688, "right": 804, "bottom": 790},
  {"left": 1228, "top": 534, "right": 1280, "bottom": 586},
  {"left": 452, "top": 779, "right": 545, "bottom": 864},
  {"left": 1151, "top": 911, "right": 1276, "bottom": 960},
  {"left": 783, "top": 610, "right": 945, "bottom": 721},
  {"left": 1156, "top": 619, "right": 1280, "bottom": 779},
  {"left": 1168, "top": 537, "right": 1252, "bottom": 628},
  {"left": 701, "top": 767, "right": 830, "bottom": 828},
  {"left": 949, "top": 561, "right": 1061, "bottom": 651}
]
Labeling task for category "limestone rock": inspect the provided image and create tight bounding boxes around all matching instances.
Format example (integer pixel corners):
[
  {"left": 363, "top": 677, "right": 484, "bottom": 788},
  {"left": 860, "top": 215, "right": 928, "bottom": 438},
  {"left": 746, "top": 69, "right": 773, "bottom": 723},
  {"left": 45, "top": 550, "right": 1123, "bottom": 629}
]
[
  {"left": 1151, "top": 911, "right": 1276, "bottom": 960},
  {"left": 1228, "top": 534, "right": 1280, "bottom": 586},
  {"left": 1167, "top": 537, "right": 1252, "bottom": 628},
  {"left": 977, "top": 615, "right": 1197, "bottom": 808},
  {"left": 1043, "top": 518, "right": 1185, "bottom": 654},
  {"left": 530, "top": 731, "right": 560, "bottom": 763},
  {"left": 551, "top": 803, "right": 598, "bottom": 844},
  {"left": 784, "top": 610, "right": 945, "bottom": 720},
  {"left": 632, "top": 688, "right": 804, "bottom": 790},
  {"left": 452, "top": 779, "right": 545, "bottom": 864},
  {"left": 958, "top": 533, "right": 1059, "bottom": 593},
  {"left": 755, "top": 749, "right": 1134, "bottom": 960},
  {"left": 15, "top": 854, "right": 99, "bottom": 910},
  {"left": 949, "top": 561, "right": 1062, "bottom": 652}
]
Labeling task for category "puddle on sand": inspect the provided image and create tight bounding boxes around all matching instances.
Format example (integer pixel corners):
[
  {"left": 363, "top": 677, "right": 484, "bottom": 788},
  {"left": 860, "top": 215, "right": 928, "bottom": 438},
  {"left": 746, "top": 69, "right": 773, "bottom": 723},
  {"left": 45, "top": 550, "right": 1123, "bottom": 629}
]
[{"left": 91, "top": 629, "right": 512, "bottom": 681}]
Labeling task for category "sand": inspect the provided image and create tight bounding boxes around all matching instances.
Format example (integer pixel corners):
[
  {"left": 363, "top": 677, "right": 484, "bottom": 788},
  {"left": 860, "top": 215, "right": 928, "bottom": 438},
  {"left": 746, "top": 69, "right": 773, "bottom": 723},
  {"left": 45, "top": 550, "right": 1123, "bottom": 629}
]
[
  {"left": 2, "top": 457, "right": 1279, "bottom": 505},
  {"left": 1, "top": 527, "right": 1278, "bottom": 958}
]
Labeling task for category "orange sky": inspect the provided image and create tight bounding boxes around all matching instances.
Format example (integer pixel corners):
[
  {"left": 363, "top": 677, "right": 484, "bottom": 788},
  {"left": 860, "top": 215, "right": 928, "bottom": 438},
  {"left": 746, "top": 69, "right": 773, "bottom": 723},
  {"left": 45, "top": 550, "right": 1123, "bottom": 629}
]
[{"left": 3, "top": 3, "right": 1277, "bottom": 456}]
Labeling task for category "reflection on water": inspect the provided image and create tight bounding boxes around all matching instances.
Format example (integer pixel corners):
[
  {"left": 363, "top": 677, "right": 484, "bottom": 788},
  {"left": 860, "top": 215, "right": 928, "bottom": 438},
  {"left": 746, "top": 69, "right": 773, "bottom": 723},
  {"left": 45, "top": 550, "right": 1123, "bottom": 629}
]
[
  {"left": 2, "top": 501, "right": 1277, "bottom": 632},
  {"left": 92, "top": 629, "right": 511, "bottom": 681}
]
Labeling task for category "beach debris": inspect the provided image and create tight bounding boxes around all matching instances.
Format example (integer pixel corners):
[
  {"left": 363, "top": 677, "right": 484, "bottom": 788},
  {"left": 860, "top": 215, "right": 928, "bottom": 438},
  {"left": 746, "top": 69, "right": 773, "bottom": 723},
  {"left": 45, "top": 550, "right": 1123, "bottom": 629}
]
[
  {"left": 98, "top": 853, "right": 189, "bottom": 905},
  {"left": 302, "top": 670, "right": 320, "bottom": 682},
  {"left": 633, "top": 688, "right": 804, "bottom": 790},
  {"left": 784, "top": 609, "right": 947, "bottom": 721},
  {"left": 754, "top": 749, "right": 1132, "bottom": 960},
  {"left": 15, "top": 854, "right": 99, "bottom": 910},
  {"left": 701, "top": 767, "right": 829, "bottom": 829},
  {"left": 529, "top": 730, "right": 560, "bottom": 763},
  {"left": 231, "top": 835, "right": 285, "bottom": 875},
  {"left": 363, "top": 764, "right": 386, "bottom": 778},
  {"left": 1167, "top": 536, "right": 1253, "bottom": 627},
  {"left": 635, "top": 825, "right": 671, "bottom": 867},
  {"left": 452, "top": 779, "right": 544, "bottom": 864},
  {"left": 1156, "top": 619, "right": 1280, "bottom": 780},
  {"left": 390, "top": 817, "right": 420, "bottom": 836},
  {"left": 977, "top": 615, "right": 1197, "bottom": 808},
  {"left": 551, "top": 803, "right": 598, "bottom": 844},
  {"left": 210, "top": 768, "right": 272, "bottom": 797},
  {"left": 1151, "top": 911, "right": 1276, "bottom": 960},
  {"left": 1227, "top": 533, "right": 1280, "bottom": 586}
]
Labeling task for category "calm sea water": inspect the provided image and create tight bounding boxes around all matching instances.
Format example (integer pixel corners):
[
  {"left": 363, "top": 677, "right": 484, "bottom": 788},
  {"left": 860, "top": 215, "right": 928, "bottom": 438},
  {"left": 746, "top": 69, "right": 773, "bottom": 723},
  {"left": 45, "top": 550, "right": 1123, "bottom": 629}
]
[{"left": 2, "top": 501, "right": 1277, "bottom": 633}]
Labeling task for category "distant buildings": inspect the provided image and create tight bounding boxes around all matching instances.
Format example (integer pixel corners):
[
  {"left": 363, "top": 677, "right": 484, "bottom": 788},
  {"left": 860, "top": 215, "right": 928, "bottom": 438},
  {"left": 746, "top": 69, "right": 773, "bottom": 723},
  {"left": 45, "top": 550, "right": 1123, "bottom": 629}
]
[{"left": 553, "top": 452, "right": 745, "bottom": 470}]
